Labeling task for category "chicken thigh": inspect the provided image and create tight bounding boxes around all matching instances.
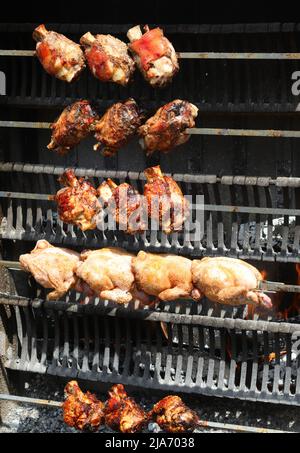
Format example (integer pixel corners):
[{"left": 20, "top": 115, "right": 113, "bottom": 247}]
[{"left": 151, "top": 395, "right": 199, "bottom": 433}]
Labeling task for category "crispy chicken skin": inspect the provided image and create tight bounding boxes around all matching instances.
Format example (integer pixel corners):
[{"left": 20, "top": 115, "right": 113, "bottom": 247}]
[
  {"left": 33, "top": 24, "right": 85, "bottom": 82},
  {"left": 151, "top": 395, "right": 199, "bottom": 433},
  {"left": 48, "top": 100, "right": 99, "bottom": 155},
  {"left": 104, "top": 384, "right": 148, "bottom": 433},
  {"left": 127, "top": 25, "right": 179, "bottom": 87},
  {"left": 80, "top": 32, "right": 135, "bottom": 86},
  {"left": 92, "top": 99, "right": 144, "bottom": 156},
  {"left": 55, "top": 169, "right": 102, "bottom": 231},
  {"left": 192, "top": 257, "right": 272, "bottom": 308},
  {"left": 144, "top": 165, "right": 189, "bottom": 233},
  {"left": 138, "top": 100, "right": 198, "bottom": 155},
  {"left": 63, "top": 381, "right": 104, "bottom": 431},
  {"left": 19, "top": 240, "right": 80, "bottom": 300},
  {"left": 132, "top": 251, "right": 201, "bottom": 302}
]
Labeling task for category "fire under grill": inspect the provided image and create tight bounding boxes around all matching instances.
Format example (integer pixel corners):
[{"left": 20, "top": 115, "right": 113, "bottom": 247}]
[{"left": 1, "top": 22, "right": 300, "bottom": 408}]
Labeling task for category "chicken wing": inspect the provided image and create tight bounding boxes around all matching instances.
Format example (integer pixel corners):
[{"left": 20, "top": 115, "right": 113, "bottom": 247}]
[
  {"left": 33, "top": 24, "right": 85, "bottom": 82},
  {"left": 151, "top": 395, "right": 199, "bottom": 433},
  {"left": 127, "top": 25, "right": 179, "bottom": 87},
  {"left": 47, "top": 100, "right": 99, "bottom": 155},
  {"left": 80, "top": 32, "right": 135, "bottom": 86}
]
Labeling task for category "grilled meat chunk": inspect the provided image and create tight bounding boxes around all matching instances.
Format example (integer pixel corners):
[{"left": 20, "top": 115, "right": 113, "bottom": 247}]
[
  {"left": 80, "top": 32, "right": 135, "bottom": 85},
  {"left": 92, "top": 99, "right": 143, "bottom": 156},
  {"left": 151, "top": 395, "right": 199, "bottom": 433},
  {"left": 19, "top": 240, "right": 80, "bottom": 300},
  {"left": 138, "top": 100, "right": 198, "bottom": 155},
  {"left": 127, "top": 25, "right": 179, "bottom": 87},
  {"left": 63, "top": 381, "right": 104, "bottom": 431},
  {"left": 55, "top": 169, "right": 102, "bottom": 231},
  {"left": 192, "top": 257, "right": 272, "bottom": 308},
  {"left": 33, "top": 24, "right": 85, "bottom": 82},
  {"left": 104, "top": 384, "right": 148, "bottom": 433},
  {"left": 48, "top": 100, "right": 99, "bottom": 155}
]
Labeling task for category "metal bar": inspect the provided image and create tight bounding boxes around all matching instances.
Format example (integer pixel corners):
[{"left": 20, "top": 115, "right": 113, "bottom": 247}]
[
  {"left": 197, "top": 420, "right": 290, "bottom": 433},
  {"left": 0, "top": 393, "right": 62, "bottom": 407},
  {"left": 0, "top": 260, "right": 21, "bottom": 269},
  {"left": 0, "top": 191, "right": 52, "bottom": 200},
  {"left": 0, "top": 121, "right": 51, "bottom": 129},
  {"left": 187, "top": 128, "right": 300, "bottom": 138},
  {"left": 258, "top": 281, "right": 300, "bottom": 294},
  {"left": 0, "top": 50, "right": 35, "bottom": 56}
]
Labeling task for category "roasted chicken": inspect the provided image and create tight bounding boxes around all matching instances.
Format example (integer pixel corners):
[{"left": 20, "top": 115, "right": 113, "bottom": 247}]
[
  {"left": 138, "top": 100, "right": 198, "bottom": 155},
  {"left": 63, "top": 380, "right": 104, "bottom": 431},
  {"left": 19, "top": 240, "right": 80, "bottom": 300},
  {"left": 47, "top": 100, "right": 99, "bottom": 155},
  {"left": 92, "top": 99, "right": 144, "bottom": 156},
  {"left": 192, "top": 257, "right": 273, "bottom": 308},
  {"left": 144, "top": 165, "right": 189, "bottom": 234},
  {"left": 104, "top": 384, "right": 148, "bottom": 433},
  {"left": 151, "top": 395, "right": 199, "bottom": 433},
  {"left": 80, "top": 32, "right": 135, "bottom": 86},
  {"left": 54, "top": 169, "right": 102, "bottom": 231},
  {"left": 127, "top": 25, "right": 179, "bottom": 87},
  {"left": 33, "top": 24, "right": 85, "bottom": 82},
  {"left": 132, "top": 251, "right": 200, "bottom": 302}
]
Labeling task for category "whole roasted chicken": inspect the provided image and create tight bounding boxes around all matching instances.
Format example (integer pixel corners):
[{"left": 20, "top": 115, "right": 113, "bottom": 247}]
[
  {"left": 80, "top": 32, "right": 135, "bottom": 85},
  {"left": 63, "top": 380, "right": 104, "bottom": 431},
  {"left": 132, "top": 251, "right": 200, "bottom": 302},
  {"left": 138, "top": 100, "right": 198, "bottom": 155},
  {"left": 144, "top": 165, "right": 189, "bottom": 233},
  {"left": 19, "top": 240, "right": 80, "bottom": 300},
  {"left": 127, "top": 25, "right": 179, "bottom": 87},
  {"left": 151, "top": 395, "right": 199, "bottom": 433},
  {"left": 47, "top": 100, "right": 99, "bottom": 154},
  {"left": 33, "top": 24, "right": 85, "bottom": 82},
  {"left": 92, "top": 99, "right": 144, "bottom": 156},
  {"left": 54, "top": 169, "right": 102, "bottom": 231},
  {"left": 192, "top": 257, "right": 272, "bottom": 308},
  {"left": 104, "top": 384, "right": 148, "bottom": 433}
]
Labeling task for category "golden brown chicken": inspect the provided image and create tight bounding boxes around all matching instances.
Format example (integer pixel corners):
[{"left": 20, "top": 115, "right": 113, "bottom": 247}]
[
  {"left": 138, "top": 100, "right": 198, "bottom": 155},
  {"left": 80, "top": 32, "right": 135, "bottom": 86},
  {"left": 104, "top": 384, "right": 148, "bottom": 433},
  {"left": 150, "top": 395, "right": 199, "bottom": 433},
  {"left": 54, "top": 169, "right": 102, "bottom": 231},
  {"left": 92, "top": 99, "right": 144, "bottom": 156},
  {"left": 19, "top": 240, "right": 80, "bottom": 300},
  {"left": 47, "top": 100, "right": 99, "bottom": 155},
  {"left": 144, "top": 165, "right": 189, "bottom": 234},
  {"left": 63, "top": 380, "right": 104, "bottom": 431},
  {"left": 132, "top": 251, "right": 200, "bottom": 302},
  {"left": 192, "top": 257, "right": 272, "bottom": 308},
  {"left": 127, "top": 25, "right": 179, "bottom": 87},
  {"left": 33, "top": 24, "right": 85, "bottom": 82}
]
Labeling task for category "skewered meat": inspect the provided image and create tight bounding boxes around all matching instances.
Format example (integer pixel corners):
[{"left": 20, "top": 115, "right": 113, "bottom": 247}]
[
  {"left": 132, "top": 251, "right": 201, "bottom": 302},
  {"left": 47, "top": 100, "right": 99, "bottom": 155},
  {"left": 98, "top": 178, "right": 147, "bottom": 233},
  {"left": 144, "top": 165, "right": 189, "bottom": 233},
  {"left": 80, "top": 32, "right": 135, "bottom": 86},
  {"left": 54, "top": 169, "right": 102, "bottom": 231},
  {"left": 192, "top": 257, "right": 273, "bottom": 308},
  {"left": 19, "top": 240, "right": 80, "bottom": 300},
  {"left": 104, "top": 384, "right": 148, "bottom": 433},
  {"left": 92, "top": 99, "right": 144, "bottom": 156},
  {"left": 33, "top": 24, "right": 85, "bottom": 82},
  {"left": 127, "top": 25, "right": 179, "bottom": 87},
  {"left": 63, "top": 380, "right": 104, "bottom": 431},
  {"left": 151, "top": 395, "right": 199, "bottom": 433},
  {"left": 138, "top": 100, "right": 198, "bottom": 155}
]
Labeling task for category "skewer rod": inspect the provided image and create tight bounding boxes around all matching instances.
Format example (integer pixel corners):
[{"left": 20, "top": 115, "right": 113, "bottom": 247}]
[{"left": 0, "top": 393, "right": 62, "bottom": 407}]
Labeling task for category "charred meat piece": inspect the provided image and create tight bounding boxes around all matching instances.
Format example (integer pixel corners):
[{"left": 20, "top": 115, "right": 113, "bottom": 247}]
[
  {"left": 104, "top": 384, "right": 148, "bottom": 433},
  {"left": 138, "top": 100, "right": 198, "bottom": 155},
  {"left": 63, "top": 380, "right": 104, "bottom": 431},
  {"left": 192, "top": 257, "right": 272, "bottom": 309},
  {"left": 127, "top": 25, "right": 179, "bottom": 87},
  {"left": 33, "top": 24, "right": 85, "bottom": 82},
  {"left": 80, "top": 32, "right": 135, "bottom": 86},
  {"left": 54, "top": 169, "right": 102, "bottom": 231},
  {"left": 144, "top": 165, "right": 189, "bottom": 234},
  {"left": 48, "top": 100, "right": 99, "bottom": 155},
  {"left": 19, "top": 240, "right": 80, "bottom": 300},
  {"left": 92, "top": 99, "right": 144, "bottom": 156},
  {"left": 151, "top": 395, "right": 199, "bottom": 433}
]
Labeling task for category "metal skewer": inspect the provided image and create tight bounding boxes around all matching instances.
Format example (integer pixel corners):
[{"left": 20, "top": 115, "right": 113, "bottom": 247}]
[{"left": 0, "top": 393, "right": 62, "bottom": 408}]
